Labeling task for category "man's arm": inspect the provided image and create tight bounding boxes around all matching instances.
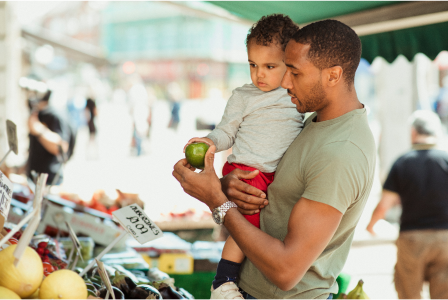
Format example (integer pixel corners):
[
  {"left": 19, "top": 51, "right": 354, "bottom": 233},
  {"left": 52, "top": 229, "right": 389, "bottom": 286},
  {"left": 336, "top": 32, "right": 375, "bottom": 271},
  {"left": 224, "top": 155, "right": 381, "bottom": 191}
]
[
  {"left": 366, "top": 190, "right": 400, "bottom": 235},
  {"left": 224, "top": 196, "right": 342, "bottom": 291},
  {"left": 28, "top": 114, "right": 69, "bottom": 156},
  {"left": 173, "top": 146, "right": 342, "bottom": 291}
]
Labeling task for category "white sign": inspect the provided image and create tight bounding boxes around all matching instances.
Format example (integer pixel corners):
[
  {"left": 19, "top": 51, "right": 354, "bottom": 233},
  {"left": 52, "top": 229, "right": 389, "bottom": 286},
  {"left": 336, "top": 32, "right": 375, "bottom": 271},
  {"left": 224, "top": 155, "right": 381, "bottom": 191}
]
[
  {"left": 6, "top": 120, "right": 18, "bottom": 155},
  {"left": 112, "top": 205, "right": 163, "bottom": 244},
  {"left": 0, "top": 171, "right": 13, "bottom": 219}
]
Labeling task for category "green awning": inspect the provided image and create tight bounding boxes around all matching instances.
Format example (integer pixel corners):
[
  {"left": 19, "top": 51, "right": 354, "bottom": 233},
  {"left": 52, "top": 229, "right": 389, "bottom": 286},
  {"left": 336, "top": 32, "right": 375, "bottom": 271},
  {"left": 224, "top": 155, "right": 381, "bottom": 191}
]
[
  {"left": 208, "top": 1, "right": 397, "bottom": 25},
  {"left": 360, "top": 21, "right": 448, "bottom": 63},
  {"left": 208, "top": 1, "right": 448, "bottom": 64}
]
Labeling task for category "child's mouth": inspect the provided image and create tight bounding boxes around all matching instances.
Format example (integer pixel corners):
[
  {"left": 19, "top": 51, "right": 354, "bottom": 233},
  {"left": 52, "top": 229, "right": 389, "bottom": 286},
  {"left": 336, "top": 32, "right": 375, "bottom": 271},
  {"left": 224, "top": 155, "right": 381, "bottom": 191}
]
[{"left": 258, "top": 82, "right": 267, "bottom": 87}]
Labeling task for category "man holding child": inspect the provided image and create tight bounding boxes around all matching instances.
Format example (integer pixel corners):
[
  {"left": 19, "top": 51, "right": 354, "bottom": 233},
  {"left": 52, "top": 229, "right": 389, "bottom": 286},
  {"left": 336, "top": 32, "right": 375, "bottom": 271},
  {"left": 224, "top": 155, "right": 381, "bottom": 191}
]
[{"left": 173, "top": 17, "right": 375, "bottom": 299}]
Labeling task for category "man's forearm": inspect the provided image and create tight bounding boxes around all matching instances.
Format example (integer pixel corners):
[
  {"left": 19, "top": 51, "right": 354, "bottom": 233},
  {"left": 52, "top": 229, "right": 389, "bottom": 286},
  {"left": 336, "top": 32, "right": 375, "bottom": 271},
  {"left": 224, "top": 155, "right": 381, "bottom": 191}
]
[
  {"left": 36, "top": 129, "right": 69, "bottom": 156},
  {"left": 223, "top": 209, "right": 301, "bottom": 291},
  {"left": 367, "top": 190, "right": 400, "bottom": 233}
]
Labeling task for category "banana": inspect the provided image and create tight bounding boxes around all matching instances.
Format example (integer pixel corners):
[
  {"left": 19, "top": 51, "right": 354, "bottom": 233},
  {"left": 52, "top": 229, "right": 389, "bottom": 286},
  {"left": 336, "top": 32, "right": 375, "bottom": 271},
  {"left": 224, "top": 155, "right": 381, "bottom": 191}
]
[{"left": 346, "top": 279, "right": 369, "bottom": 299}]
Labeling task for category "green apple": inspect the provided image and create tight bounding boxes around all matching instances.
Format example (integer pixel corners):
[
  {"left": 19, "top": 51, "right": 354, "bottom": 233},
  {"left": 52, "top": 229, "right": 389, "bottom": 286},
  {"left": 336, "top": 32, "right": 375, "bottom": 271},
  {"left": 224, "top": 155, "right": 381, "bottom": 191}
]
[{"left": 185, "top": 143, "right": 210, "bottom": 169}]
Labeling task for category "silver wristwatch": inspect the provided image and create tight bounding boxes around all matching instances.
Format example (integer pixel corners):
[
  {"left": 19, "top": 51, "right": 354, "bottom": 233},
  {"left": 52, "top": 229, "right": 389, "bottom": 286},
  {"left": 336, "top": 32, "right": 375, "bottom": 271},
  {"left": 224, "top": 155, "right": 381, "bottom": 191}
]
[{"left": 212, "top": 201, "right": 237, "bottom": 225}]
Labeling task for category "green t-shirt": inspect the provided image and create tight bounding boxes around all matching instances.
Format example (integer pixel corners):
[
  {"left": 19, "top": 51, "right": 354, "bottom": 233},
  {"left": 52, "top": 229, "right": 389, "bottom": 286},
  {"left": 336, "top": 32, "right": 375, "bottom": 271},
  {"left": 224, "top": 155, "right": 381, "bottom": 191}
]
[{"left": 239, "top": 108, "right": 376, "bottom": 299}]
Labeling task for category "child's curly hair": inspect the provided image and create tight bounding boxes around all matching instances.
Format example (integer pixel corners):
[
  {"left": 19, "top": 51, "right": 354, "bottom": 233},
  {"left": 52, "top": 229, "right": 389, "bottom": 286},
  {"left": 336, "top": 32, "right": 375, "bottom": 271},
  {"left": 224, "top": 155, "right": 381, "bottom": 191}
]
[{"left": 246, "top": 14, "right": 299, "bottom": 51}]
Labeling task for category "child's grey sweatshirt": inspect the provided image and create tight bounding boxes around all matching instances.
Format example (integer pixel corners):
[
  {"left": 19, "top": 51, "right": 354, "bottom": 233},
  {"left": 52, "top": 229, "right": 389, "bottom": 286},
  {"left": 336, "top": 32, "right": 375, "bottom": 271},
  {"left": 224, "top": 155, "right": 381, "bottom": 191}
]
[{"left": 207, "top": 83, "right": 304, "bottom": 173}]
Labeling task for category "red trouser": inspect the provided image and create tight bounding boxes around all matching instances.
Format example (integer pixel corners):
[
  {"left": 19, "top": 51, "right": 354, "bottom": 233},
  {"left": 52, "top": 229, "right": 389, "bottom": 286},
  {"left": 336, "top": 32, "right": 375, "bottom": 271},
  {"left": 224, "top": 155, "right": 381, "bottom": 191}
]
[{"left": 222, "top": 162, "right": 275, "bottom": 228}]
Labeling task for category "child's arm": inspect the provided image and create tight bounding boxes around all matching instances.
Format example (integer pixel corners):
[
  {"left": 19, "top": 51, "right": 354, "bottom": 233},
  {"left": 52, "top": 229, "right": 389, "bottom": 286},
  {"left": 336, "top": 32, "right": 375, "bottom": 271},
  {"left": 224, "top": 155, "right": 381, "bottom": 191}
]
[
  {"left": 183, "top": 137, "right": 214, "bottom": 153},
  {"left": 205, "top": 90, "right": 245, "bottom": 152}
]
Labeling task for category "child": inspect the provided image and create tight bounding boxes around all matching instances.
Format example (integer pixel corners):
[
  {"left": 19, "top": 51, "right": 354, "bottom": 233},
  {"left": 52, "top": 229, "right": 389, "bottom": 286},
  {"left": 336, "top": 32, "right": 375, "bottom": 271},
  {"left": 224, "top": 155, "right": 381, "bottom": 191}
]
[{"left": 183, "top": 14, "right": 303, "bottom": 299}]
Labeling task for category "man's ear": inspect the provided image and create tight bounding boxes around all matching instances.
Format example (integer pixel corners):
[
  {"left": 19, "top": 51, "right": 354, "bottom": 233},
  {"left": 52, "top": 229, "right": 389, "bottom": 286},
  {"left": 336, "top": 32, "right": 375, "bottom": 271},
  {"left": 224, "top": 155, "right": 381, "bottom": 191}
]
[{"left": 325, "top": 66, "right": 343, "bottom": 87}]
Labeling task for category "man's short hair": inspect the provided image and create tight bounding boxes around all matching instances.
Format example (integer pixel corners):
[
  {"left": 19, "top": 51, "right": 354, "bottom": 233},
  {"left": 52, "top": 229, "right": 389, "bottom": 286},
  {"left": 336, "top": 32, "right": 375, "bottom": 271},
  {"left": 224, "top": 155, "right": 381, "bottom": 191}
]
[
  {"left": 409, "top": 110, "right": 442, "bottom": 137},
  {"left": 291, "top": 19, "right": 361, "bottom": 86},
  {"left": 246, "top": 14, "right": 299, "bottom": 51}
]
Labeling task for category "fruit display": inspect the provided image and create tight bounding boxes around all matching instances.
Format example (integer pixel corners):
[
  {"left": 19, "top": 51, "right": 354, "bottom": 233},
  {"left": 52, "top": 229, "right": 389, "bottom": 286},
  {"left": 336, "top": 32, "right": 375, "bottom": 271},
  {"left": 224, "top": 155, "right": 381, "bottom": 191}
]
[
  {"left": 185, "top": 143, "right": 209, "bottom": 169},
  {"left": 39, "top": 270, "right": 87, "bottom": 299},
  {"left": 81, "top": 263, "right": 193, "bottom": 299},
  {"left": 3, "top": 227, "right": 68, "bottom": 276},
  {"left": 344, "top": 279, "right": 369, "bottom": 299},
  {"left": 0, "top": 230, "right": 194, "bottom": 300},
  {"left": 0, "top": 245, "right": 43, "bottom": 298},
  {"left": 0, "top": 286, "right": 20, "bottom": 299}
]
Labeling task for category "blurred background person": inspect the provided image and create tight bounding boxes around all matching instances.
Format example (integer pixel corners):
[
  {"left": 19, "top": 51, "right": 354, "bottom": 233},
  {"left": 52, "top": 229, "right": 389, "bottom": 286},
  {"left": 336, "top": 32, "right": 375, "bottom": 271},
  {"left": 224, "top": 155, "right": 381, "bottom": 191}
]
[
  {"left": 167, "top": 82, "right": 184, "bottom": 131},
  {"left": 27, "top": 90, "right": 74, "bottom": 185},
  {"left": 366, "top": 110, "right": 448, "bottom": 299},
  {"left": 128, "top": 75, "right": 149, "bottom": 156},
  {"left": 85, "top": 97, "right": 97, "bottom": 140},
  {"left": 436, "top": 75, "right": 448, "bottom": 128},
  {"left": 85, "top": 96, "right": 98, "bottom": 160}
]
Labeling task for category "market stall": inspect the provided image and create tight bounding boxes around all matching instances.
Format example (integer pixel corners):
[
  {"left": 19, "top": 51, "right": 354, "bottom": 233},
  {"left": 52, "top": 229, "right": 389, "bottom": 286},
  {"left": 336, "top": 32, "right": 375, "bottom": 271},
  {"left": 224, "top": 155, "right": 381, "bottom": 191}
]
[{"left": 207, "top": 1, "right": 448, "bottom": 63}]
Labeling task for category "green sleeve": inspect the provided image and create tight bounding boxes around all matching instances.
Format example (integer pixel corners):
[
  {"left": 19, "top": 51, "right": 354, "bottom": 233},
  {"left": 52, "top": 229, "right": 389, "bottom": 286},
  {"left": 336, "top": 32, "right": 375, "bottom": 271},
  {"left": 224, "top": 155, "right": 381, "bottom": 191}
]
[{"left": 301, "top": 141, "right": 369, "bottom": 214}]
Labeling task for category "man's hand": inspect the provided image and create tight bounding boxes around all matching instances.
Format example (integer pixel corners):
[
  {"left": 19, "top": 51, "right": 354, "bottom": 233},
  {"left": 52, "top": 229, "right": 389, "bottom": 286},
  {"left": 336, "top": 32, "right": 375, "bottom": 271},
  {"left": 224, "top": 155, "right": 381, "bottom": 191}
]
[
  {"left": 221, "top": 169, "right": 269, "bottom": 215},
  {"left": 366, "top": 223, "right": 376, "bottom": 236},
  {"left": 183, "top": 137, "right": 215, "bottom": 153},
  {"left": 173, "top": 145, "right": 227, "bottom": 211}
]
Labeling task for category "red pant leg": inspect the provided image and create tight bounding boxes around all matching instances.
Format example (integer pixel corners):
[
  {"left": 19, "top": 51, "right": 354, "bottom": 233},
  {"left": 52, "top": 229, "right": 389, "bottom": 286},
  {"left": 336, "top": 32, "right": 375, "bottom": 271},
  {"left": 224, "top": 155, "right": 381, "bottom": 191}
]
[{"left": 222, "top": 162, "right": 275, "bottom": 229}]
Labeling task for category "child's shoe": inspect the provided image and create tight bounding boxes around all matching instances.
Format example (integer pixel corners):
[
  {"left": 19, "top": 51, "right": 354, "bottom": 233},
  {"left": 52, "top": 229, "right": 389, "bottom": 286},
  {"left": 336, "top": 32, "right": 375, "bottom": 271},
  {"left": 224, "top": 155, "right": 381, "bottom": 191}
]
[{"left": 210, "top": 282, "right": 244, "bottom": 299}]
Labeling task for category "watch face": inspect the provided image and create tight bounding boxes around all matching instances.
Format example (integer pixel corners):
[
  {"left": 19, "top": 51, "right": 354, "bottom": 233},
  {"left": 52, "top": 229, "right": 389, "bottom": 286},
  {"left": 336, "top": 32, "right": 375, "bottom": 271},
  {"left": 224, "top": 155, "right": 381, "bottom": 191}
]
[{"left": 212, "top": 208, "right": 222, "bottom": 225}]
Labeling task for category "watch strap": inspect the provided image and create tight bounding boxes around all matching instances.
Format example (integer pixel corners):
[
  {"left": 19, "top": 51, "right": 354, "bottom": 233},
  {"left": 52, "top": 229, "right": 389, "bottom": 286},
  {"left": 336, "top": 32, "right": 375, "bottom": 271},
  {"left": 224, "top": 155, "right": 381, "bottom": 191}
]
[{"left": 220, "top": 201, "right": 238, "bottom": 214}]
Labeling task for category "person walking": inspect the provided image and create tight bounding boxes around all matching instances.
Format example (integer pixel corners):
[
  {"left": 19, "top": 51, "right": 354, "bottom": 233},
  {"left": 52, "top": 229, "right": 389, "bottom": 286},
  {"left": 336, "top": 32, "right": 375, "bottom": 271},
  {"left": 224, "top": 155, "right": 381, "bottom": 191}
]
[
  {"left": 27, "top": 90, "right": 72, "bottom": 185},
  {"left": 367, "top": 110, "right": 448, "bottom": 299}
]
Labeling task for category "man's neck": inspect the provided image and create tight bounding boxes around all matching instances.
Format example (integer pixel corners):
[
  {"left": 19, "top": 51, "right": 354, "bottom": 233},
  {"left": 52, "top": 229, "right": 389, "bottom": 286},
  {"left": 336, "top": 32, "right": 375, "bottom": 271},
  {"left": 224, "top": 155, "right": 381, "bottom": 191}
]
[
  {"left": 412, "top": 136, "right": 437, "bottom": 145},
  {"left": 315, "top": 90, "right": 362, "bottom": 122}
]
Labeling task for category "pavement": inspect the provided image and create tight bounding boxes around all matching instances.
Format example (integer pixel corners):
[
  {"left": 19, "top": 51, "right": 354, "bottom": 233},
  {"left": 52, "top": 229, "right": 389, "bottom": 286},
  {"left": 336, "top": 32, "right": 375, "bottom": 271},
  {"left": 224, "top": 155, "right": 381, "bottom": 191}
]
[{"left": 61, "top": 100, "right": 431, "bottom": 299}]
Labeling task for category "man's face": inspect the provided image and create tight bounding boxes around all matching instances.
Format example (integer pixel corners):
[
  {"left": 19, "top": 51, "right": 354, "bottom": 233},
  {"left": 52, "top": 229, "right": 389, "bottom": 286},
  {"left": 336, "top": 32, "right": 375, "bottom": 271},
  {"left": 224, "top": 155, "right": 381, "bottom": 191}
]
[
  {"left": 247, "top": 41, "right": 287, "bottom": 92},
  {"left": 281, "top": 40, "right": 328, "bottom": 113}
]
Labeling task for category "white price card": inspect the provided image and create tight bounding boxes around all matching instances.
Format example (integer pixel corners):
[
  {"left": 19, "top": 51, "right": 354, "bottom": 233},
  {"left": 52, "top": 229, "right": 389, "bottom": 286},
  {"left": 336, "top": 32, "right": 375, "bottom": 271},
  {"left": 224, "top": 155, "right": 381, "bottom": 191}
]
[
  {"left": 0, "top": 171, "right": 13, "bottom": 220},
  {"left": 112, "top": 204, "right": 163, "bottom": 244},
  {"left": 6, "top": 120, "right": 18, "bottom": 155}
]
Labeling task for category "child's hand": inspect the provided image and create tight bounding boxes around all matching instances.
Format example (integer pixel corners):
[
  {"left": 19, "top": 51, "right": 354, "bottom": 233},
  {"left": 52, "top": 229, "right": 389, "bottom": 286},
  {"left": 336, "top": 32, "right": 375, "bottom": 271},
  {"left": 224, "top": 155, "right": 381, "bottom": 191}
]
[{"left": 183, "top": 137, "right": 215, "bottom": 153}]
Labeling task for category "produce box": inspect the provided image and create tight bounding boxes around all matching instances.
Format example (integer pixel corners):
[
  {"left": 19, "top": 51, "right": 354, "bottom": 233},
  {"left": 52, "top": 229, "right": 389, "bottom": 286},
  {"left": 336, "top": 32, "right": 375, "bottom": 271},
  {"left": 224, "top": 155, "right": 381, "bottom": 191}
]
[{"left": 170, "top": 272, "right": 215, "bottom": 300}]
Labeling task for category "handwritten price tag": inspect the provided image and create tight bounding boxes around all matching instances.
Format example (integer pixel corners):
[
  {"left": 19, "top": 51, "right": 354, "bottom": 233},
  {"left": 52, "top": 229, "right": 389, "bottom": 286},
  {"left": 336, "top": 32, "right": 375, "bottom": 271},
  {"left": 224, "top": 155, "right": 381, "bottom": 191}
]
[
  {"left": 112, "top": 205, "right": 163, "bottom": 244},
  {"left": 6, "top": 120, "right": 18, "bottom": 155},
  {"left": 0, "top": 171, "right": 13, "bottom": 230}
]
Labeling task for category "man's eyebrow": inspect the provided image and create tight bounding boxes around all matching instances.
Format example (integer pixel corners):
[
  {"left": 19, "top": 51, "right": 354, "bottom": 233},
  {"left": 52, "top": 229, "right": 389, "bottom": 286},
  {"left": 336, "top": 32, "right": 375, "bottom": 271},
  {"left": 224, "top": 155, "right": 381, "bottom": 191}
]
[{"left": 286, "top": 63, "right": 298, "bottom": 69}]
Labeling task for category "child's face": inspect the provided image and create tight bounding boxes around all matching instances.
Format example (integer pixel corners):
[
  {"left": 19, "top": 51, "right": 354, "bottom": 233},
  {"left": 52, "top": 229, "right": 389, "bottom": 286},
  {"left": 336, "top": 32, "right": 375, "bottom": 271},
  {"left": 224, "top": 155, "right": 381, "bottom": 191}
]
[{"left": 248, "top": 40, "right": 287, "bottom": 92}]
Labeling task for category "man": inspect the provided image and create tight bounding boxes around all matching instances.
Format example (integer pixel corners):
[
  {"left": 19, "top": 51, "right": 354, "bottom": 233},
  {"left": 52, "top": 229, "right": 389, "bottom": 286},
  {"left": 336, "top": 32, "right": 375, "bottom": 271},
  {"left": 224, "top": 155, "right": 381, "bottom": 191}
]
[
  {"left": 367, "top": 110, "right": 448, "bottom": 299},
  {"left": 173, "top": 20, "right": 376, "bottom": 299},
  {"left": 28, "top": 90, "right": 71, "bottom": 185}
]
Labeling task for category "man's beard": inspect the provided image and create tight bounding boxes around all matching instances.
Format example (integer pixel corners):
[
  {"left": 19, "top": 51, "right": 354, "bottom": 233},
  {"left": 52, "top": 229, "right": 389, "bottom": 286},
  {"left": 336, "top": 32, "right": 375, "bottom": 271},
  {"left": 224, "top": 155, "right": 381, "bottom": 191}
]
[{"left": 293, "top": 79, "right": 327, "bottom": 113}]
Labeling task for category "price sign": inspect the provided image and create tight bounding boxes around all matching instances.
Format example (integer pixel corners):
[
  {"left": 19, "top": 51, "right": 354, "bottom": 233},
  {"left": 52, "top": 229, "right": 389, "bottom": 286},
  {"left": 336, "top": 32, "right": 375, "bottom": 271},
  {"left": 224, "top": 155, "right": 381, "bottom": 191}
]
[
  {"left": 112, "top": 204, "right": 163, "bottom": 244},
  {"left": 0, "top": 171, "right": 13, "bottom": 230},
  {"left": 6, "top": 120, "right": 18, "bottom": 155}
]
